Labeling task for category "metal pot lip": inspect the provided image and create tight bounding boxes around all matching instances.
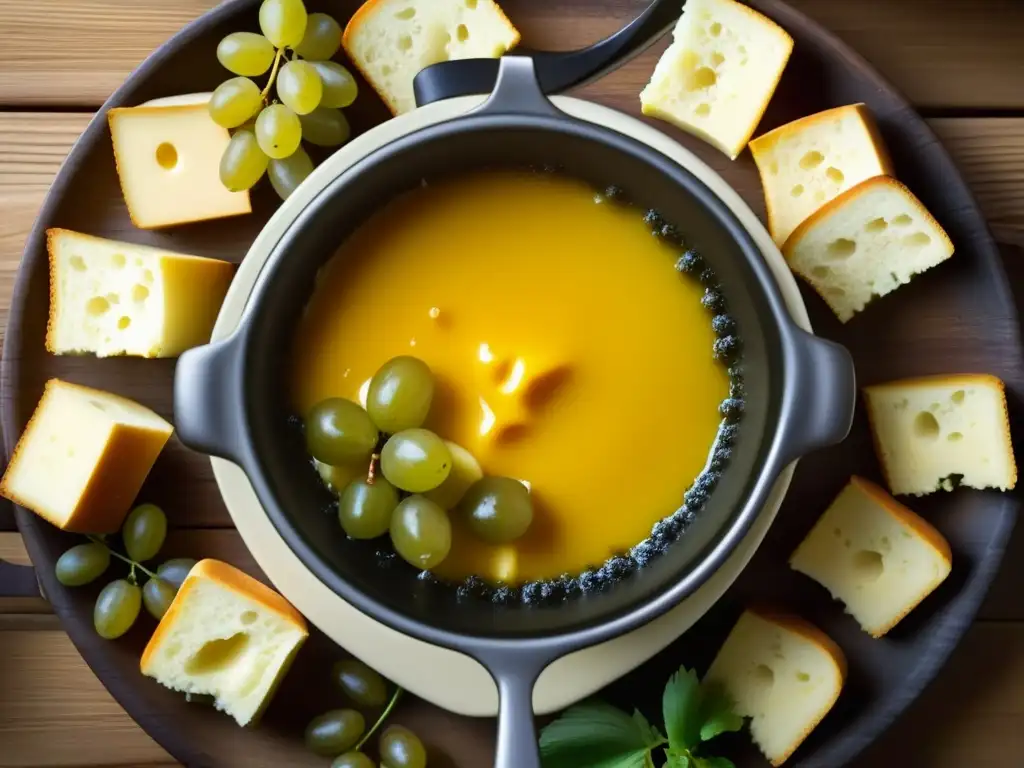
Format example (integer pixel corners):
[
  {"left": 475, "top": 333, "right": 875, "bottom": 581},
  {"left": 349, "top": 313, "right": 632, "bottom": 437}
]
[{"left": 230, "top": 101, "right": 800, "bottom": 660}]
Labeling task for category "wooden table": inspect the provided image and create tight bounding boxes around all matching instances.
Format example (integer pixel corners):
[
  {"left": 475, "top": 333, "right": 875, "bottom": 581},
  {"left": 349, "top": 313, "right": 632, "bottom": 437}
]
[{"left": 1, "top": 1, "right": 1023, "bottom": 765}]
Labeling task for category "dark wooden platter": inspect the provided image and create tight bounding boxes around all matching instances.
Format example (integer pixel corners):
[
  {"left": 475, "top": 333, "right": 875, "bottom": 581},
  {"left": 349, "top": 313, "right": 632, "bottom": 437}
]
[{"left": 2, "top": 1, "right": 1021, "bottom": 766}]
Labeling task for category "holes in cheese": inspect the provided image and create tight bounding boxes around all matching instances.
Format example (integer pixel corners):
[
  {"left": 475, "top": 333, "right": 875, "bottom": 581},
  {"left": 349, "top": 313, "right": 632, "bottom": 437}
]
[
  {"left": 141, "top": 559, "right": 308, "bottom": 727},
  {"left": 705, "top": 609, "right": 846, "bottom": 766},
  {"left": 791, "top": 477, "right": 952, "bottom": 638},
  {"left": 863, "top": 374, "right": 1016, "bottom": 495},
  {"left": 46, "top": 228, "right": 234, "bottom": 359},
  {"left": 750, "top": 104, "right": 893, "bottom": 246},
  {"left": 0, "top": 379, "right": 173, "bottom": 533},
  {"left": 782, "top": 176, "right": 954, "bottom": 322},
  {"left": 639, "top": 0, "right": 793, "bottom": 160}
]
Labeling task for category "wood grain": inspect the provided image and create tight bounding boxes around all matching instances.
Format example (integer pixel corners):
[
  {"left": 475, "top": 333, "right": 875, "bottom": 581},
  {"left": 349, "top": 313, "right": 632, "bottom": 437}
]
[{"left": 0, "top": 0, "right": 1023, "bottom": 109}]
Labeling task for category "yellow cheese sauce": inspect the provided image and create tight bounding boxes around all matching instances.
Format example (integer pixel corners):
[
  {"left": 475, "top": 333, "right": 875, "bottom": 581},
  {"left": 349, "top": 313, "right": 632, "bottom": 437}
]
[{"left": 291, "top": 171, "right": 730, "bottom": 585}]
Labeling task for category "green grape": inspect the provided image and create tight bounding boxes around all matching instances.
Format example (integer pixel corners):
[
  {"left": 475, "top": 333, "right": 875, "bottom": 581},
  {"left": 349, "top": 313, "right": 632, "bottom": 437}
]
[
  {"left": 332, "top": 753, "right": 374, "bottom": 768},
  {"left": 389, "top": 495, "right": 451, "bottom": 570},
  {"left": 142, "top": 577, "right": 177, "bottom": 620},
  {"left": 338, "top": 478, "right": 399, "bottom": 539},
  {"left": 305, "top": 709, "right": 365, "bottom": 756},
  {"left": 314, "top": 459, "right": 365, "bottom": 495},
  {"left": 255, "top": 103, "right": 302, "bottom": 159},
  {"left": 93, "top": 579, "right": 142, "bottom": 639},
  {"left": 217, "top": 32, "right": 276, "bottom": 76},
  {"left": 259, "top": 0, "right": 308, "bottom": 49},
  {"left": 156, "top": 558, "right": 197, "bottom": 591},
  {"left": 332, "top": 658, "right": 388, "bottom": 707},
  {"left": 268, "top": 146, "right": 314, "bottom": 200},
  {"left": 380, "top": 725, "right": 427, "bottom": 768},
  {"left": 277, "top": 60, "right": 323, "bottom": 115},
  {"left": 299, "top": 107, "right": 350, "bottom": 147},
  {"left": 311, "top": 61, "right": 358, "bottom": 108},
  {"left": 459, "top": 476, "right": 533, "bottom": 544},
  {"left": 122, "top": 503, "right": 167, "bottom": 562},
  {"left": 425, "top": 441, "right": 483, "bottom": 510},
  {"left": 295, "top": 12, "right": 342, "bottom": 61},
  {"left": 55, "top": 542, "right": 110, "bottom": 587},
  {"left": 380, "top": 429, "right": 451, "bottom": 493},
  {"left": 306, "top": 398, "right": 378, "bottom": 466},
  {"left": 208, "top": 77, "right": 263, "bottom": 129},
  {"left": 220, "top": 129, "right": 269, "bottom": 192},
  {"left": 366, "top": 356, "right": 434, "bottom": 433}
]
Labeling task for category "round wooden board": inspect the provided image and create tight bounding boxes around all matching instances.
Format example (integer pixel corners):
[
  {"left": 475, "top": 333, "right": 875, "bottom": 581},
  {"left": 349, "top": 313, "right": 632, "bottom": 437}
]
[{"left": 3, "top": 1, "right": 1021, "bottom": 767}]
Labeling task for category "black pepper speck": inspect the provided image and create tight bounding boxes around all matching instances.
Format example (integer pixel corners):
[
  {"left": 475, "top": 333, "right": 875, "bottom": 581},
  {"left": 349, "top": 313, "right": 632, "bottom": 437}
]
[
  {"left": 701, "top": 289, "right": 726, "bottom": 312},
  {"left": 712, "top": 314, "right": 736, "bottom": 335},
  {"left": 720, "top": 398, "right": 744, "bottom": 421},
  {"left": 713, "top": 335, "right": 742, "bottom": 362}
]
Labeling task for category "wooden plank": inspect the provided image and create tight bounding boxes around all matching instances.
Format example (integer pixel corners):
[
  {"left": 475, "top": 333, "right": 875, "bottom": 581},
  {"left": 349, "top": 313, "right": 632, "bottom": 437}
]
[
  {"left": 1, "top": 620, "right": 1022, "bottom": 767},
  {"left": 0, "top": 0, "right": 1022, "bottom": 109}
]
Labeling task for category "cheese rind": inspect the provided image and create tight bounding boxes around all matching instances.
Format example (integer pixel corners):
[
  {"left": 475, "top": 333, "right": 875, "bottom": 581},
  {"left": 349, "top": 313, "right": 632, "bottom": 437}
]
[
  {"left": 108, "top": 104, "right": 251, "bottom": 229},
  {"left": 782, "top": 176, "right": 953, "bottom": 322},
  {"left": 705, "top": 609, "right": 846, "bottom": 766},
  {"left": 750, "top": 104, "right": 893, "bottom": 245},
  {"left": 0, "top": 379, "right": 173, "bottom": 533},
  {"left": 342, "top": 0, "right": 521, "bottom": 115},
  {"left": 639, "top": 0, "right": 793, "bottom": 159},
  {"left": 790, "top": 476, "right": 952, "bottom": 637},
  {"left": 863, "top": 373, "right": 1016, "bottom": 496},
  {"left": 46, "top": 228, "right": 234, "bottom": 358},
  {"left": 141, "top": 559, "right": 308, "bottom": 726}
]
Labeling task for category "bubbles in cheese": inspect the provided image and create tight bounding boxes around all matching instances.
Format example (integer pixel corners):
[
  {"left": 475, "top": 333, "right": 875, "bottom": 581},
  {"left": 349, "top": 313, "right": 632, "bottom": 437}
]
[{"left": 46, "top": 228, "right": 235, "bottom": 358}]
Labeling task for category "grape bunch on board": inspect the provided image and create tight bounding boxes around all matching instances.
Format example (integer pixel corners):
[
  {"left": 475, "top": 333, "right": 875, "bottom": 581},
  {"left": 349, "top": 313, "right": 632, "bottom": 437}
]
[{"left": 212, "top": 0, "right": 359, "bottom": 200}]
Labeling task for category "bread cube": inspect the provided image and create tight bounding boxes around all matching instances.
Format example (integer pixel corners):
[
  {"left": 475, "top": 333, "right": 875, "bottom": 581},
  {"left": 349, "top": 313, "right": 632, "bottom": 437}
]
[
  {"left": 0, "top": 379, "right": 173, "bottom": 532},
  {"left": 782, "top": 176, "right": 953, "bottom": 322},
  {"left": 863, "top": 374, "right": 1016, "bottom": 496},
  {"left": 790, "top": 476, "right": 952, "bottom": 637},
  {"left": 343, "top": 0, "right": 520, "bottom": 115},
  {"left": 46, "top": 229, "right": 234, "bottom": 358},
  {"left": 141, "top": 559, "right": 308, "bottom": 726},
  {"left": 639, "top": 0, "right": 793, "bottom": 159},
  {"left": 705, "top": 608, "right": 846, "bottom": 766},
  {"left": 108, "top": 103, "right": 251, "bottom": 229},
  {"left": 750, "top": 104, "right": 893, "bottom": 245}
]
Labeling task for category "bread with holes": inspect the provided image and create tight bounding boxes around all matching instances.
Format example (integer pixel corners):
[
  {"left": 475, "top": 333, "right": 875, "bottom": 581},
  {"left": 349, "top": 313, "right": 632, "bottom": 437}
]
[
  {"left": 0, "top": 379, "right": 173, "bottom": 533},
  {"left": 705, "top": 608, "right": 846, "bottom": 766},
  {"left": 342, "top": 0, "right": 520, "bottom": 115},
  {"left": 863, "top": 373, "right": 1015, "bottom": 496},
  {"left": 46, "top": 229, "right": 234, "bottom": 358},
  {"left": 782, "top": 176, "right": 953, "bottom": 322},
  {"left": 141, "top": 559, "right": 308, "bottom": 726},
  {"left": 790, "top": 476, "right": 952, "bottom": 637},
  {"left": 750, "top": 104, "right": 893, "bottom": 245},
  {"left": 639, "top": 0, "right": 793, "bottom": 159}
]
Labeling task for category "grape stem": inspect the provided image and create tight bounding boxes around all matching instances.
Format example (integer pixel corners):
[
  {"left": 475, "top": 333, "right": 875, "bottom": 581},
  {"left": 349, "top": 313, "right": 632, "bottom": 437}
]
[
  {"left": 367, "top": 453, "right": 380, "bottom": 485},
  {"left": 87, "top": 535, "right": 158, "bottom": 580},
  {"left": 354, "top": 686, "right": 403, "bottom": 751},
  {"left": 261, "top": 47, "right": 285, "bottom": 103}
]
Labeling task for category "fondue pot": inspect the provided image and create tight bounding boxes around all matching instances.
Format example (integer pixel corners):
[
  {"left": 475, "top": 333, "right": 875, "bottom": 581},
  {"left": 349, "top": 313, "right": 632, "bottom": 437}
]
[{"left": 174, "top": 4, "right": 856, "bottom": 765}]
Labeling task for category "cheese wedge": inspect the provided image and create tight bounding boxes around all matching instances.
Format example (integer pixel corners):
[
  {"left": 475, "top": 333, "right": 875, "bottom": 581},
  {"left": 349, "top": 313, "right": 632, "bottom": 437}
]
[
  {"left": 46, "top": 228, "right": 234, "bottom": 358},
  {"left": 782, "top": 176, "right": 954, "bottom": 322},
  {"left": 790, "top": 476, "right": 952, "bottom": 637},
  {"left": 0, "top": 379, "right": 173, "bottom": 533},
  {"left": 141, "top": 559, "right": 308, "bottom": 726},
  {"left": 750, "top": 104, "right": 894, "bottom": 246},
  {"left": 705, "top": 608, "right": 846, "bottom": 766},
  {"left": 639, "top": 0, "right": 794, "bottom": 159},
  {"left": 343, "top": 0, "right": 521, "bottom": 115},
  {"left": 863, "top": 373, "right": 1016, "bottom": 496},
  {"left": 108, "top": 103, "right": 251, "bottom": 229}
]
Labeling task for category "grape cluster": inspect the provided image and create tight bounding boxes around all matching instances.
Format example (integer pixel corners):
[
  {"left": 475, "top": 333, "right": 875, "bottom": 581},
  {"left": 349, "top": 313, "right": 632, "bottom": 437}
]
[
  {"left": 304, "top": 660, "right": 427, "bottom": 767},
  {"left": 54, "top": 503, "right": 197, "bottom": 639},
  {"left": 213, "top": 0, "right": 358, "bottom": 200},
  {"left": 305, "top": 355, "right": 535, "bottom": 572}
]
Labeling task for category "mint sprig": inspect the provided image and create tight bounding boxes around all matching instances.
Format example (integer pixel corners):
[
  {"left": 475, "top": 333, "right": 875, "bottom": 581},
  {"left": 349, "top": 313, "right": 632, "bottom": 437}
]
[{"left": 539, "top": 666, "right": 744, "bottom": 768}]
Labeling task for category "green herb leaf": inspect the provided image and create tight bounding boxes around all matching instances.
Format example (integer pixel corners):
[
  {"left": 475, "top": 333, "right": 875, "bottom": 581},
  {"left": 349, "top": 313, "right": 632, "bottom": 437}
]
[
  {"left": 631, "top": 708, "right": 665, "bottom": 747},
  {"left": 695, "top": 756, "right": 736, "bottom": 768},
  {"left": 697, "top": 681, "right": 744, "bottom": 742},
  {"left": 665, "top": 751, "right": 691, "bottom": 768},
  {"left": 539, "top": 701, "right": 661, "bottom": 768},
  {"left": 663, "top": 666, "right": 702, "bottom": 750}
]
